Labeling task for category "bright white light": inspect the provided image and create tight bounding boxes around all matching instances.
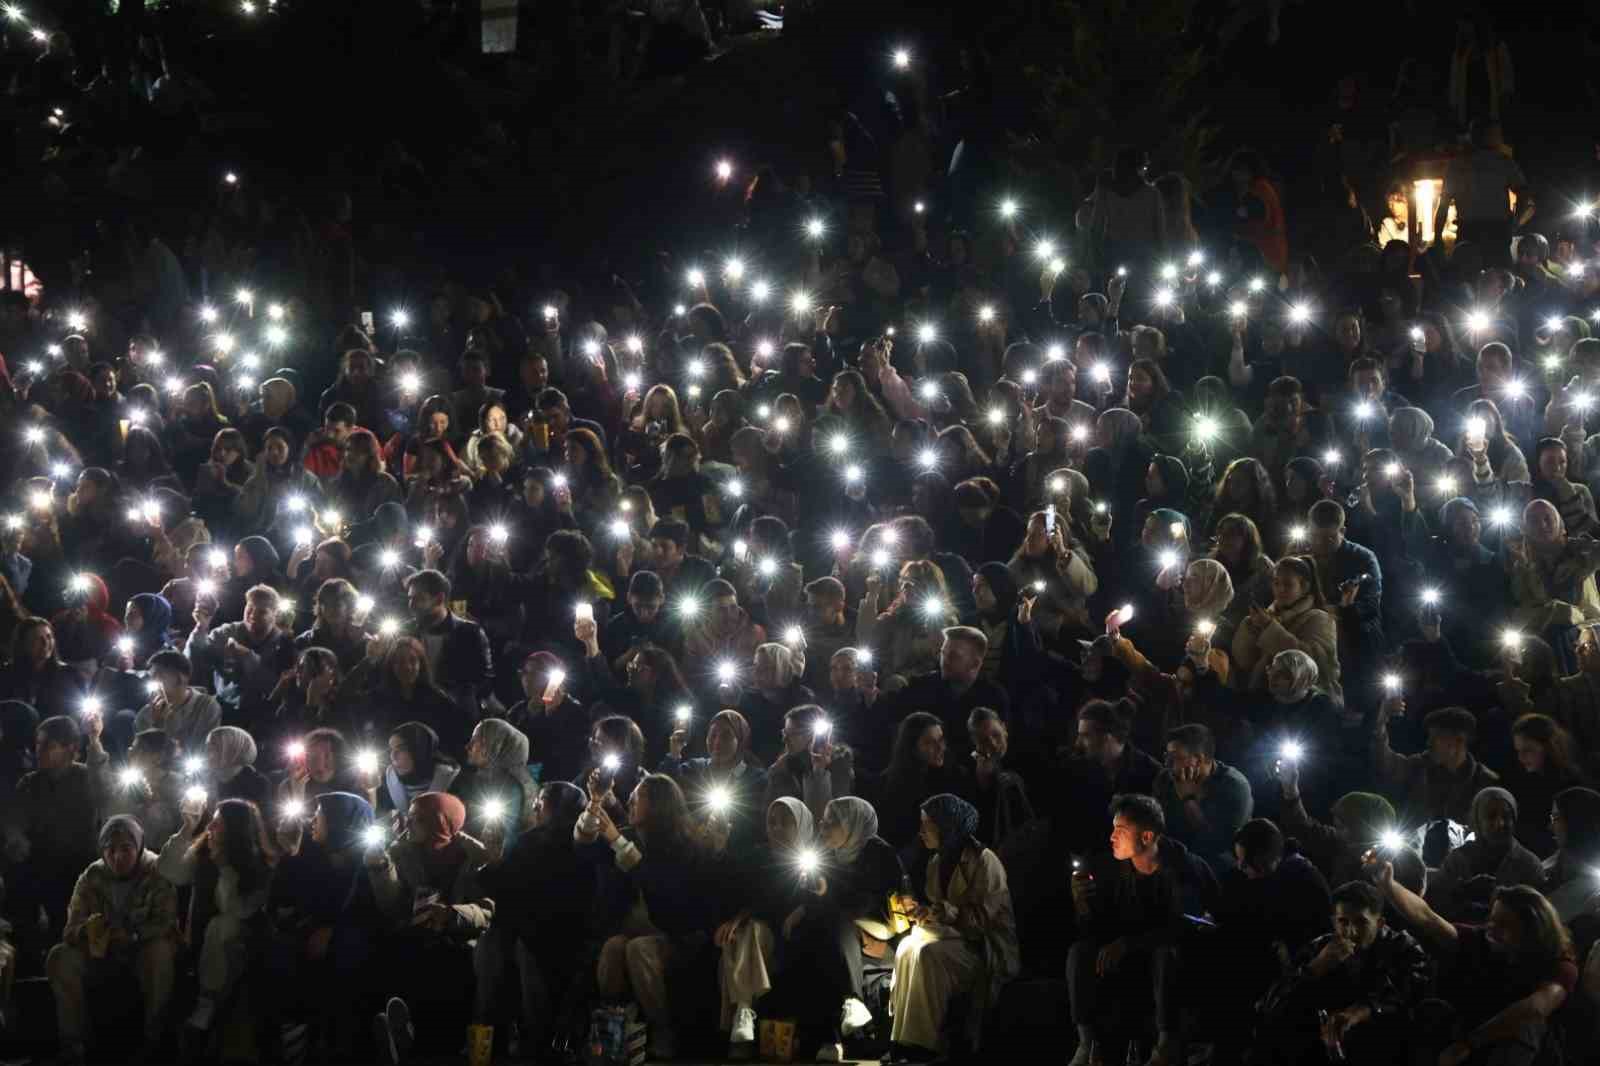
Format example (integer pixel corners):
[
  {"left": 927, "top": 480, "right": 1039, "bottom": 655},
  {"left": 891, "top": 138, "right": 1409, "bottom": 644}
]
[
  {"left": 714, "top": 159, "right": 734, "bottom": 181},
  {"left": 999, "top": 199, "right": 1018, "bottom": 218},
  {"left": 1489, "top": 506, "right": 1514, "bottom": 527},
  {"left": 830, "top": 529, "right": 851, "bottom": 550},
  {"left": 1289, "top": 525, "right": 1307, "bottom": 542},
  {"left": 892, "top": 48, "right": 911, "bottom": 69},
  {"left": 804, "top": 219, "right": 825, "bottom": 240},
  {"left": 362, "top": 825, "right": 386, "bottom": 848},
  {"left": 1420, "top": 588, "right": 1440, "bottom": 606},
  {"left": 119, "top": 767, "right": 144, "bottom": 788},
  {"left": 716, "top": 660, "right": 737, "bottom": 683},
  {"left": 185, "top": 756, "right": 205, "bottom": 776},
  {"left": 1279, "top": 740, "right": 1303, "bottom": 763},
  {"left": 1288, "top": 304, "right": 1310, "bottom": 324},
  {"left": 1466, "top": 309, "right": 1490, "bottom": 333},
  {"left": 1380, "top": 830, "right": 1405, "bottom": 852},
  {"left": 1046, "top": 343, "right": 1066, "bottom": 362},
  {"left": 356, "top": 750, "right": 380, "bottom": 775},
  {"left": 844, "top": 464, "right": 864, "bottom": 484},
  {"left": 921, "top": 596, "right": 945, "bottom": 618},
  {"left": 1382, "top": 673, "right": 1401, "bottom": 692},
  {"left": 1228, "top": 301, "right": 1247, "bottom": 318},
  {"left": 723, "top": 258, "right": 745, "bottom": 281},
  {"left": 686, "top": 268, "right": 705, "bottom": 288},
  {"left": 918, "top": 448, "right": 938, "bottom": 469},
  {"left": 625, "top": 335, "right": 643, "bottom": 354},
  {"left": 1354, "top": 401, "right": 1374, "bottom": 420},
  {"left": 790, "top": 291, "right": 813, "bottom": 315},
  {"left": 1157, "top": 550, "right": 1178, "bottom": 570},
  {"left": 1034, "top": 239, "right": 1056, "bottom": 261}
]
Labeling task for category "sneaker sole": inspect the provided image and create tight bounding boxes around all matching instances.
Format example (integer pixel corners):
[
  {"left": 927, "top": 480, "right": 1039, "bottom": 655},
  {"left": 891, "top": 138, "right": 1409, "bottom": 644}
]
[{"left": 384, "top": 997, "right": 413, "bottom": 1059}]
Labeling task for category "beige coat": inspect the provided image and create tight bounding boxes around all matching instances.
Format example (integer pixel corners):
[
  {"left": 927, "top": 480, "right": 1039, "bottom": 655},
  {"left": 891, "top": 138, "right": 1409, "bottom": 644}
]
[{"left": 1231, "top": 596, "right": 1342, "bottom": 704}]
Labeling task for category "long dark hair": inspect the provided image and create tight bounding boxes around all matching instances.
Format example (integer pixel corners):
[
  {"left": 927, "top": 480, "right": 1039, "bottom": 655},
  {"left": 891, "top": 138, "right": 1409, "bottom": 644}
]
[
  {"left": 885, "top": 711, "right": 942, "bottom": 791},
  {"left": 632, "top": 773, "right": 700, "bottom": 855},
  {"left": 211, "top": 798, "right": 274, "bottom": 896}
]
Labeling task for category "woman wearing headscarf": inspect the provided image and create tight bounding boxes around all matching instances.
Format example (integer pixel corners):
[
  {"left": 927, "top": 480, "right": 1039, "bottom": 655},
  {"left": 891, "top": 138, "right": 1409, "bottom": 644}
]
[
  {"left": 660, "top": 708, "right": 769, "bottom": 857},
  {"left": 267, "top": 792, "right": 380, "bottom": 1053},
  {"left": 1426, "top": 786, "right": 1544, "bottom": 921},
  {"left": 734, "top": 644, "right": 814, "bottom": 763},
  {"left": 1387, "top": 407, "right": 1456, "bottom": 490},
  {"left": 965, "top": 563, "right": 1043, "bottom": 687},
  {"left": 451, "top": 718, "right": 538, "bottom": 832},
  {"left": 1508, "top": 499, "right": 1600, "bottom": 645},
  {"left": 214, "top": 536, "right": 283, "bottom": 625},
  {"left": 204, "top": 725, "right": 272, "bottom": 812},
  {"left": 711, "top": 796, "right": 815, "bottom": 1057},
  {"left": 376, "top": 721, "right": 460, "bottom": 817},
  {"left": 367, "top": 792, "right": 491, "bottom": 935},
  {"left": 473, "top": 781, "right": 591, "bottom": 1055},
  {"left": 1542, "top": 786, "right": 1600, "bottom": 921},
  {"left": 48, "top": 571, "right": 120, "bottom": 668},
  {"left": 888, "top": 794, "right": 1019, "bottom": 1061},
  {"left": 123, "top": 593, "right": 174, "bottom": 658},
  {"left": 774, "top": 796, "right": 905, "bottom": 1060},
  {"left": 47, "top": 814, "right": 179, "bottom": 1065}
]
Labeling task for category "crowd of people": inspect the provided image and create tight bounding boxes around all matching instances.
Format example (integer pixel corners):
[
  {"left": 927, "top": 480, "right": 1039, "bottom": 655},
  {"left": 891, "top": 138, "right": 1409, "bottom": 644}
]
[{"left": 7, "top": 8, "right": 1600, "bottom": 1066}]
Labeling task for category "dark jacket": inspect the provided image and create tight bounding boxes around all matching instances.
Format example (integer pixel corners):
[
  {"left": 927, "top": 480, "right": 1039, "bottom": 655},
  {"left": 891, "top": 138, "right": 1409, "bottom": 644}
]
[
  {"left": 1077, "top": 836, "right": 1221, "bottom": 949},
  {"left": 414, "top": 611, "right": 494, "bottom": 716},
  {"left": 507, "top": 696, "right": 594, "bottom": 788},
  {"left": 880, "top": 672, "right": 1012, "bottom": 753}
]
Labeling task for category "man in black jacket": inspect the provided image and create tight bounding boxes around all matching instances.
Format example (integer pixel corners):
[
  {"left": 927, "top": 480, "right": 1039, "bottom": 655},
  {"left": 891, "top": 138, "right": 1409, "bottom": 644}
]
[
  {"left": 405, "top": 569, "right": 494, "bottom": 719},
  {"left": 1253, "top": 880, "right": 1432, "bottom": 1065},
  {"left": 600, "top": 571, "right": 673, "bottom": 666},
  {"left": 1055, "top": 699, "right": 1162, "bottom": 857},
  {"left": 879, "top": 626, "right": 1009, "bottom": 752},
  {"left": 1068, "top": 793, "right": 1219, "bottom": 1066}
]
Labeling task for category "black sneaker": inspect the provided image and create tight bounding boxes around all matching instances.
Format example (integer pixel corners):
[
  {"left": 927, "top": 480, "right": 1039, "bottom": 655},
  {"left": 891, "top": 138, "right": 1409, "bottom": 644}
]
[{"left": 384, "top": 997, "right": 414, "bottom": 1064}]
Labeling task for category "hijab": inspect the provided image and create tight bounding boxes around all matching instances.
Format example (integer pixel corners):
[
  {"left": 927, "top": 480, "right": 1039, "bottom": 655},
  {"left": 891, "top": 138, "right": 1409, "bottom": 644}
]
[
  {"left": 769, "top": 795, "right": 815, "bottom": 848},
  {"left": 208, "top": 725, "right": 257, "bottom": 782},
  {"left": 923, "top": 793, "right": 981, "bottom": 895},
  {"left": 1149, "top": 453, "right": 1190, "bottom": 503},
  {"left": 824, "top": 796, "right": 879, "bottom": 865},
  {"left": 317, "top": 791, "right": 374, "bottom": 852},
  {"left": 538, "top": 782, "right": 588, "bottom": 838},
  {"left": 708, "top": 708, "right": 752, "bottom": 762},
  {"left": 1149, "top": 507, "right": 1190, "bottom": 544},
  {"left": 411, "top": 791, "right": 468, "bottom": 850},
  {"left": 1388, "top": 406, "right": 1435, "bottom": 455},
  {"left": 753, "top": 642, "right": 802, "bottom": 689},
  {"left": 128, "top": 593, "right": 173, "bottom": 652},
  {"left": 99, "top": 813, "right": 145, "bottom": 854},
  {"left": 474, "top": 718, "right": 538, "bottom": 825},
  {"left": 1098, "top": 408, "right": 1143, "bottom": 464},
  {"left": 1273, "top": 649, "right": 1320, "bottom": 703},
  {"left": 1182, "top": 558, "right": 1234, "bottom": 618},
  {"left": 236, "top": 535, "right": 282, "bottom": 579},
  {"left": 976, "top": 562, "right": 1020, "bottom": 621},
  {"left": 392, "top": 721, "right": 441, "bottom": 787}
]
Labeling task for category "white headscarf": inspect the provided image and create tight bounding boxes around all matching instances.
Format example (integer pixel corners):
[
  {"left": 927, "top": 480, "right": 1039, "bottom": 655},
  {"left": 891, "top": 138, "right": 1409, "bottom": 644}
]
[
  {"left": 1183, "top": 558, "right": 1234, "bottom": 618},
  {"left": 824, "top": 796, "right": 879, "bottom": 865},
  {"left": 769, "top": 796, "right": 815, "bottom": 847},
  {"left": 207, "top": 726, "right": 257, "bottom": 782}
]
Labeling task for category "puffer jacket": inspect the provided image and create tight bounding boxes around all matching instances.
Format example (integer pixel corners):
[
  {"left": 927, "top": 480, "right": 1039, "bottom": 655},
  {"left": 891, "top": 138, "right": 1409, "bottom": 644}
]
[{"left": 1231, "top": 595, "right": 1342, "bottom": 705}]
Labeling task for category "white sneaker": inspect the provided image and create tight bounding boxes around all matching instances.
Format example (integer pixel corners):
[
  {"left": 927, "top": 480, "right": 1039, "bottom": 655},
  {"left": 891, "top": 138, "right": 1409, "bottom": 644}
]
[
  {"left": 840, "top": 996, "right": 872, "bottom": 1036},
  {"left": 731, "top": 1005, "right": 757, "bottom": 1044},
  {"left": 816, "top": 1042, "right": 844, "bottom": 1061}
]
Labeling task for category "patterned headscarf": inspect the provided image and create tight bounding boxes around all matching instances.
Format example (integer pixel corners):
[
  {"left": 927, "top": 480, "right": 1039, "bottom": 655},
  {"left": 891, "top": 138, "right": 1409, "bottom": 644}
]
[
  {"left": 922, "top": 792, "right": 981, "bottom": 895},
  {"left": 769, "top": 796, "right": 815, "bottom": 847},
  {"left": 410, "top": 791, "right": 468, "bottom": 851},
  {"left": 207, "top": 726, "right": 257, "bottom": 782},
  {"left": 823, "top": 796, "right": 879, "bottom": 865},
  {"left": 473, "top": 718, "right": 537, "bottom": 827}
]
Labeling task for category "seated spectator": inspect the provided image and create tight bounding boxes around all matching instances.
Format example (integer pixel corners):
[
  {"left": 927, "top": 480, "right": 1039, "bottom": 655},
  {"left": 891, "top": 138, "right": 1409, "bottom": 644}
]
[
  {"left": 1543, "top": 786, "right": 1600, "bottom": 920},
  {"left": 1068, "top": 793, "right": 1220, "bottom": 1066},
  {"left": 1503, "top": 714, "right": 1587, "bottom": 857},
  {"left": 204, "top": 725, "right": 272, "bottom": 811},
  {"left": 1231, "top": 555, "right": 1343, "bottom": 705},
  {"left": 1152, "top": 723, "right": 1253, "bottom": 872},
  {"left": 1372, "top": 704, "right": 1500, "bottom": 826},
  {"left": 1252, "top": 880, "right": 1431, "bottom": 1065},
  {"left": 126, "top": 649, "right": 221, "bottom": 758},
  {"left": 47, "top": 815, "right": 179, "bottom": 1065},
  {"left": 1427, "top": 786, "right": 1545, "bottom": 921},
  {"left": 103, "top": 729, "right": 185, "bottom": 845},
  {"left": 367, "top": 792, "right": 493, "bottom": 1057},
  {"left": 375, "top": 721, "right": 460, "bottom": 817},
  {"left": 452, "top": 717, "right": 539, "bottom": 831},
  {"left": 889, "top": 794, "right": 1018, "bottom": 1061},
  {"left": 879, "top": 625, "right": 1009, "bottom": 752},
  {"left": 764, "top": 703, "right": 855, "bottom": 826},
  {"left": 658, "top": 707, "right": 769, "bottom": 856},
  {"left": 1364, "top": 852, "right": 1579, "bottom": 1066}
]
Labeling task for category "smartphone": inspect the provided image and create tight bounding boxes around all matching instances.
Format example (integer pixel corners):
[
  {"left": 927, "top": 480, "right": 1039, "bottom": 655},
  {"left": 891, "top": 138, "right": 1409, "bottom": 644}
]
[
  {"left": 360, "top": 310, "right": 375, "bottom": 336},
  {"left": 811, "top": 720, "right": 832, "bottom": 755}
]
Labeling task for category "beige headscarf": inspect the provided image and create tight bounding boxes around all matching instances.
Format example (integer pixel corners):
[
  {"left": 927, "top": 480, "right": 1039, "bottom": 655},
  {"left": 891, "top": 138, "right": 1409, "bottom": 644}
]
[{"left": 1183, "top": 558, "right": 1234, "bottom": 618}]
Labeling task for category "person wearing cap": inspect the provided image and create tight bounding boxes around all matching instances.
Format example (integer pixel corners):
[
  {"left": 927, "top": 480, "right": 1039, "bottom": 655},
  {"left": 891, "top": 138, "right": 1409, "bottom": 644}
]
[{"left": 47, "top": 814, "right": 179, "bottom": 1065}]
